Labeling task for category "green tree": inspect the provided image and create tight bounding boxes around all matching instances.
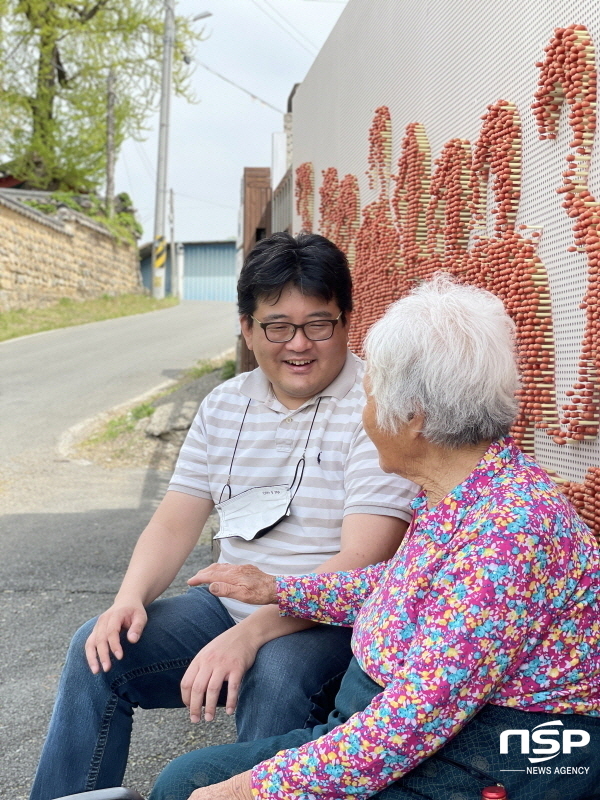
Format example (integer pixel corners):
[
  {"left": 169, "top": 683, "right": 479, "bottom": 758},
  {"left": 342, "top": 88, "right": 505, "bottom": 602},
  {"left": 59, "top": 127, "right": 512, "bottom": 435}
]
[{"left": 0, "top": 0, "right": 202, "bottom": 190}]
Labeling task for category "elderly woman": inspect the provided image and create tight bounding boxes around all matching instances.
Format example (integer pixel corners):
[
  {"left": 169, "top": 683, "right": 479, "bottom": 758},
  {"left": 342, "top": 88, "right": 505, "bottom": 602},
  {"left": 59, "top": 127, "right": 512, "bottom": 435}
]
[{"left": 150, "top": 275, "right": 600, "bottom": 800}]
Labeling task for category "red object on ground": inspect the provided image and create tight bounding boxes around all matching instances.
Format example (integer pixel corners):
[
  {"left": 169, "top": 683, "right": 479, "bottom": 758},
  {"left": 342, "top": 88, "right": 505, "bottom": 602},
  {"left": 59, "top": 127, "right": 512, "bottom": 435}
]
[{"left": 481, "top": 787, "right": 508, "bottom": 799}]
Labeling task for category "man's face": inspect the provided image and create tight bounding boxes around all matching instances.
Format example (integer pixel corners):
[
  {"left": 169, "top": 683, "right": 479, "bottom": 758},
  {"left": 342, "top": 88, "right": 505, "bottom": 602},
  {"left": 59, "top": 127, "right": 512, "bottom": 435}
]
[{"left": 240, "top": 285, "right": 351, "bottom": 409}]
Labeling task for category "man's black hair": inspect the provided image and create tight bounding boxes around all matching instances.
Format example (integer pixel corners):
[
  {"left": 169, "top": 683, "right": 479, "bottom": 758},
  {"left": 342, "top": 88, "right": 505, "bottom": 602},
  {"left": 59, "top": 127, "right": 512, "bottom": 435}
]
[{"left": 237, "top": 231, "right": 353, "bottom": 323}]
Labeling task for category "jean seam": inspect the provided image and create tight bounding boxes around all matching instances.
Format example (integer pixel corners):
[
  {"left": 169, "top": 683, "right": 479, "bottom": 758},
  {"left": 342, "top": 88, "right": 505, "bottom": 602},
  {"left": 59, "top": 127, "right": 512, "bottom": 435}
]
[
  {"left": 85, "top": 657, "right": 194, "bottom": 789},
  {"left": 86, "top": 693, "right": 118, "bottom": 791},
  {"left": 109, "top": 658, "right": 194, "bottom": 690}
]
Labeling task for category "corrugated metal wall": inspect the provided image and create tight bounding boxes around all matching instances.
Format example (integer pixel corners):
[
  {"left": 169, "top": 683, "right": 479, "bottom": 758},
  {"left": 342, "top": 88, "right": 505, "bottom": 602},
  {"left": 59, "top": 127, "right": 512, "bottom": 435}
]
[
  {"left": 183, "top": 241, "right": 237, "bottom": 301},
  {"left": 139, "top": 241, "right": 236, "bottom": 300},
  {"left": 140, "top": 253, "right": 172, "bottom": 295},
  {"left": 291, "top": 0, "right": 600, "bottom": 486}
]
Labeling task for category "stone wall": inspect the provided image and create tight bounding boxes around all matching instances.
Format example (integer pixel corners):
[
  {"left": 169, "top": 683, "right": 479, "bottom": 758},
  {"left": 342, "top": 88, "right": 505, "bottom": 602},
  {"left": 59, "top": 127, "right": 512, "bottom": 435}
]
[{"left": 0, "top": 194, "right": 142, "bottom": 312}]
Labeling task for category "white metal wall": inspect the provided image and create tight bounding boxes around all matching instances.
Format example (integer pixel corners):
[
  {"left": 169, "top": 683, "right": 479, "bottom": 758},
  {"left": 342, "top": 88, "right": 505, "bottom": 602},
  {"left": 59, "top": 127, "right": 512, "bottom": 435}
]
[{"left": 292, "top": 0, "right": 600, "bottom": 485}]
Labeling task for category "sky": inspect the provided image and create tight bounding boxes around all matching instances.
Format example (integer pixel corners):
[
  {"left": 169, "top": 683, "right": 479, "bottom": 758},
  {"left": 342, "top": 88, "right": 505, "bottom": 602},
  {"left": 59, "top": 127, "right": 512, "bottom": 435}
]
[{"left": 114, "top": 0, "right": 347, "bottom": 245}]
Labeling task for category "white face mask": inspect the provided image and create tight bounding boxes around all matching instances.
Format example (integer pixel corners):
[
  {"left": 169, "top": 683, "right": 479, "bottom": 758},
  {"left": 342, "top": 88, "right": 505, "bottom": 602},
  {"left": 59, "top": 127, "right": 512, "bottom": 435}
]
[
  {"left": 214, "top": 485, "right": 292, "bottom": 542},
  {"left": 214, "top": 397, "right": 322, "bottom": 542}
]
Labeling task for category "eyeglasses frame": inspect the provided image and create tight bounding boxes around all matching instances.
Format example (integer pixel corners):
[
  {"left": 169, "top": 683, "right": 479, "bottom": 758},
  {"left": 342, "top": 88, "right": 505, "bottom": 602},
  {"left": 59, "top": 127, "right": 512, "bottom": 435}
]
[{"left": 251, "top": 310, "right": 343, "bottom": 343}]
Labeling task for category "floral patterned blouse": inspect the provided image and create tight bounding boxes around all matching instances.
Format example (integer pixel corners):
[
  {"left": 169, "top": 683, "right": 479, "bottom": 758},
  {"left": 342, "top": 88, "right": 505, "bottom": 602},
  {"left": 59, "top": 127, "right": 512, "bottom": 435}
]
[{"left": 250, "top": 438, "right": 600, "bottom": 800}]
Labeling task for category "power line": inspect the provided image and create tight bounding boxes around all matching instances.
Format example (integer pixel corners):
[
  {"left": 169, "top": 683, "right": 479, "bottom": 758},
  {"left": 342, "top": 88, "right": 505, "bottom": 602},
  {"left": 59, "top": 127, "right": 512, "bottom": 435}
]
[
  {"left": 260, "top": 0, "right": 320, "bottom": 51},
  {"left": 121, "top": 148, "right": 135, "bottom": 196},
  {"left": 134, "top": 140, "right": 156, "bottom": 181},
  {"left": 140, "top": 211, "right": 154, "bottom": 226},
  {"left": 197, "top": 61, "right": 284, "bottom": 113},
  {"left": 249, "top": 0, "right": 317, "bottom": 55}
]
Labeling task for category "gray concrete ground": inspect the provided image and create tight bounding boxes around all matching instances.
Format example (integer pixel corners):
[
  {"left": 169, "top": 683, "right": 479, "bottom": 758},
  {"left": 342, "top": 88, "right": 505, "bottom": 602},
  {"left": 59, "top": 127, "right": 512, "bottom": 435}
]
[{"left": 0, "top": 302, "right": 238, "bottom": 799}]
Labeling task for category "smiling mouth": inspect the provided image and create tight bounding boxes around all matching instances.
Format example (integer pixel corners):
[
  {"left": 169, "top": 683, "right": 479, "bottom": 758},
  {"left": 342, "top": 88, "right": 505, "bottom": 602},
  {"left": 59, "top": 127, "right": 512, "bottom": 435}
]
[{"left": 283, "top": 359, "right": 316, "bottom": 366}]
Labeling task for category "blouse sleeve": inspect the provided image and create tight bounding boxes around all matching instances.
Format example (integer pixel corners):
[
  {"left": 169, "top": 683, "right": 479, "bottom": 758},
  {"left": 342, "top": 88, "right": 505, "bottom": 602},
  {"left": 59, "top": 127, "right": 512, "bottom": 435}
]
[
  {"left": 276, "top": 562, "right": 387, "bottom": 626},
  {"left": 255, "top": 533, "right": 546, "bottom": 799}
]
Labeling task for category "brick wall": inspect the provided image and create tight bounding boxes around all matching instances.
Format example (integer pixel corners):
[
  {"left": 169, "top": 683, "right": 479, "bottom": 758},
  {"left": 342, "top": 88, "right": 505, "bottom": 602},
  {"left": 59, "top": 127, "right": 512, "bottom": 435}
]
[{"left": 0, "top": 194, "right": 142, "bottom": 312}]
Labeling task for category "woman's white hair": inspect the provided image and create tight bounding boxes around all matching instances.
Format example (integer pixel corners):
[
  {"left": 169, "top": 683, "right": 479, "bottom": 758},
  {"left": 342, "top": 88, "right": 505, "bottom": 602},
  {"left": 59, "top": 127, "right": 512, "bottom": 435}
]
[{"left": 363, "top": 273, "right": 520, "bottom": 447}]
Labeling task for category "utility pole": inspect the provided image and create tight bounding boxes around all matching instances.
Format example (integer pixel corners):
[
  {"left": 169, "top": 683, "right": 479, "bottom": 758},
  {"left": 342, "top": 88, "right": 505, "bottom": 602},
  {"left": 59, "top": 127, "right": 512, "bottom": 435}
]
[
  {"left": 151, "top": 7, "right": 211, "bottom": 298},
  {"left": 151, "top": 0, "right": 175, "bottom": 299},
  {"left": 169, "top": 187, "right": 177, "bottom": 297},
  {"left": 106, "top": 69, "right": 116, "bottom": 218}
]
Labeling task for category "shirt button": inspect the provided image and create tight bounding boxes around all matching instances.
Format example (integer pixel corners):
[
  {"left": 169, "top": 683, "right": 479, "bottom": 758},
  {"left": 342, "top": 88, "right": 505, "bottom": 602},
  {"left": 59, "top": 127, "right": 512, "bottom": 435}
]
[{"left": 285, "top": 418, "right": 292, "bottom": 423}]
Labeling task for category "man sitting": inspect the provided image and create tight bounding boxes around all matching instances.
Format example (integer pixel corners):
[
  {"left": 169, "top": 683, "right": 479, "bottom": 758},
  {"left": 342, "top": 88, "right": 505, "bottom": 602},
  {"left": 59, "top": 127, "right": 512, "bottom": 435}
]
[{"left": 30, "top": 232, "right": 417, "bottom": 800}]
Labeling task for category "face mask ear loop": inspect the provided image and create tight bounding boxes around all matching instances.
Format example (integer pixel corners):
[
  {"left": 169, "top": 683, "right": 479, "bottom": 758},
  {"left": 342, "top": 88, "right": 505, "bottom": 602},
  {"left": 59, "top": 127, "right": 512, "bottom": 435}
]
[
  {"left": 289, "top": 455, "right": 306, "bottom": 504},
  {"left": 219, "top": 398, "right": 252, "bottom": 503},
  {"left": 288, "top": 396, "right": 323, "bottom": 504}
]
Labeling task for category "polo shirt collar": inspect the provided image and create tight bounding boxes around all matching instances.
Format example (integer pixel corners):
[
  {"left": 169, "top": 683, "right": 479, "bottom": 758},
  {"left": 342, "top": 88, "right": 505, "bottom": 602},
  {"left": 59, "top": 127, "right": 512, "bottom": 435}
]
[
  {"left": 410, "top": 436, "right": 518, "bottom": 544},
  {"left": 239, "top": 349, "right": 359, "bottom": 407}
]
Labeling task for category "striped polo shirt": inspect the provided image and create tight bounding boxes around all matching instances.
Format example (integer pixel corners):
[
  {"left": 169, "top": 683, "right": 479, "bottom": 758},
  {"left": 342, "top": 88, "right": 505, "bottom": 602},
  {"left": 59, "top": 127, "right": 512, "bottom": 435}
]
[{"left": 169, "top": 351, "right": 418, "bottom": 621}]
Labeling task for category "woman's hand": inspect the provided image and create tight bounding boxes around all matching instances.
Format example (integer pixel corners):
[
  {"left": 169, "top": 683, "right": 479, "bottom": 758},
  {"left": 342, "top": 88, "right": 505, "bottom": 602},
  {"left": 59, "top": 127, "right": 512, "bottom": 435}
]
[
  {"left": 188, "top": 564, "right": 278, "bottom": 605},
  {"left": 180, "top": 625, "right": 261, "bottom": 722},
  {"left": 188, "top": 770, "right": 254, "bottom": 800}
]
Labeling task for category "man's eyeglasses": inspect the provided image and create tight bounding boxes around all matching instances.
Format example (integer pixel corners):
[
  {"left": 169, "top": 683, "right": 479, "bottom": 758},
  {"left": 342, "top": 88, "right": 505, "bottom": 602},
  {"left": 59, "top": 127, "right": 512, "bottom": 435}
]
[{"left": 252, "top": 311, "right": 343, "bottom": 343}]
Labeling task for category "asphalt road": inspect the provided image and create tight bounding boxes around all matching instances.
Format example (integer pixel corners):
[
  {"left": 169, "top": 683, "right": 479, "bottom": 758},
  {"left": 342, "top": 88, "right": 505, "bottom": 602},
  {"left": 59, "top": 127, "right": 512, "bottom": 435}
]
[
  {"left": 0, "top": 301, "right": 237, "bottom": 461},
  {"left": 0, "top": 302, "right": 238, "bottom": 799}
]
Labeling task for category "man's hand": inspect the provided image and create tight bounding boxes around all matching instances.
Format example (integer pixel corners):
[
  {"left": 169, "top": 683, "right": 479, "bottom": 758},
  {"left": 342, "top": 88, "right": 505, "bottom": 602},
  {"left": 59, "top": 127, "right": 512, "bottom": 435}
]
[
  {"left": 180, "top": 625, "right": 261, "bottom": 722},
  {"left": 188, "top": 564, "right": 278, "bottom": 605},
  {"left": 85, "top": 600, "right": 147, "bottom": 674},
  {"left": 188, "top": 771, "right": 254, "bottom": 800}
]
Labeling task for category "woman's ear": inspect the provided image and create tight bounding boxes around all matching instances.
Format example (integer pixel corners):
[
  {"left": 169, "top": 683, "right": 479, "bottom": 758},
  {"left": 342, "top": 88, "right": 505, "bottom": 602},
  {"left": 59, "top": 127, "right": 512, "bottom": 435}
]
[{"left": 407, "top": 413, "right": 425, "bottom": 439}]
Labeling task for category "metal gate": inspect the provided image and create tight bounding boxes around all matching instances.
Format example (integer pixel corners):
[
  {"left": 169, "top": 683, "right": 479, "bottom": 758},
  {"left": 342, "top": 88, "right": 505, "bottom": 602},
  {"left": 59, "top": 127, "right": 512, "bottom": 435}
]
[{"left": 183, "top": 241, "right": 237, "bottom": 301}]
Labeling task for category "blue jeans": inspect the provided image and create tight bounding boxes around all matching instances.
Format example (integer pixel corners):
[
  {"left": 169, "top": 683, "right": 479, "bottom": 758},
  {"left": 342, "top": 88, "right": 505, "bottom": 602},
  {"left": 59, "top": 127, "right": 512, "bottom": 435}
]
[
  {"left": 29, "top": 586, "right": 353, "bottom": 800},
  {"left": 151, "top": 658, "right": 600, "bottom": 800}
]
